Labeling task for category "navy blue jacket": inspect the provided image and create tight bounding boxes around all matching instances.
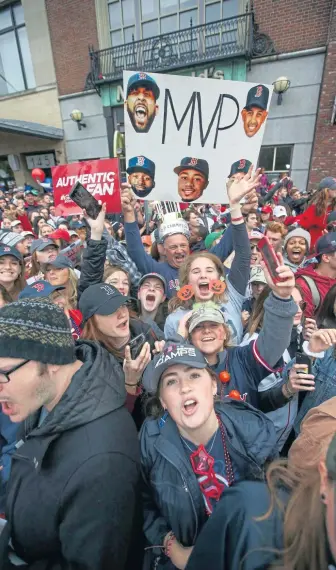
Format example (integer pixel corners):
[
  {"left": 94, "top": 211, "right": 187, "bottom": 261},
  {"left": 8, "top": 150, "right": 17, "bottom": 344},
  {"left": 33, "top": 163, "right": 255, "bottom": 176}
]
[{"left": 140, "top": 400, "right": 278, "bottom": 569}]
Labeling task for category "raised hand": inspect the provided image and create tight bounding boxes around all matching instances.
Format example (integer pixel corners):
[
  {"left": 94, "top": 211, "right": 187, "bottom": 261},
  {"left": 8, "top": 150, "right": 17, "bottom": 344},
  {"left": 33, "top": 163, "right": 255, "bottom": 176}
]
[
  {"left": 308, "top": 328, "right": 336, "bottom": 353},
  {"left": 83, "top": 202, "right": 106, "bottom": 240},
  {"left": 227, "top": 165, "right": 261, "bottom": 206},
  {"left": 261, "top": 252, "right": 295, "bottom": 300}
]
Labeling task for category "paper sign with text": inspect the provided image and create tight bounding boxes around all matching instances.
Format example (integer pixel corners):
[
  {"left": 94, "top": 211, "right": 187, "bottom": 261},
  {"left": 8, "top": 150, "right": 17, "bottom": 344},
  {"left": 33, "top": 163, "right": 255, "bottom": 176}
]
[
  {"left": 123, "top": 71, "right": 272, "bottom": 203},
  {"left": 52, "top": 159, "right": 122, "bottom": 215}
]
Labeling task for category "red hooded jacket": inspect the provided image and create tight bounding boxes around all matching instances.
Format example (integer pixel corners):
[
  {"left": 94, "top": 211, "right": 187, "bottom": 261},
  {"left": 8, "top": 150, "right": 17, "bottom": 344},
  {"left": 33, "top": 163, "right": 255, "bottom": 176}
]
[
  {"left": 285, "top": 204, "right": 330, "bottom": 251},
  {"left": 295, "top": 263, "right": 336, "bottom": 317}
]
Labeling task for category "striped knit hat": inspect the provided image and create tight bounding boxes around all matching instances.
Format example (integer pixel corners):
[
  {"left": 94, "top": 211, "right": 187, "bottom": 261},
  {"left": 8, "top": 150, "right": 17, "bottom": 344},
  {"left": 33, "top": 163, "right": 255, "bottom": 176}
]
[{"left": 0, "top": 298, "right": 75, "bottom": 364}]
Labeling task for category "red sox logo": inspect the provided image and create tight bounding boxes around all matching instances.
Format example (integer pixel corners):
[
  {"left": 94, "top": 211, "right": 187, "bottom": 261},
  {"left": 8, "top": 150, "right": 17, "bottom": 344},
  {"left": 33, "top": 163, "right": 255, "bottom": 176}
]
[
  {"left": 138, "top": 72, "right": 147, "bottom": 80},
  {"left": 136, "top": 156, "right": 145, "bottom": 167},
  {"left": 238, "top": 159, "right": 246, "bottom": 170},
  {"left": 32, "top": 283, "right": 44, "bottom": 292},
  {"left": 255, "top": 85, "right": 263, "bottom": 98},
  {"left": 189, "top": 158, "right": 198, "bottom": 166}
]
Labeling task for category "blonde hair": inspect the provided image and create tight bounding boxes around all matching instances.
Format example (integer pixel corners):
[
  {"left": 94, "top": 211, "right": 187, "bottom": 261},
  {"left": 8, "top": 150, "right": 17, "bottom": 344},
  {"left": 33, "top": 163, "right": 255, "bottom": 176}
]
[
  {"left": 169, "top": 252, "right": 227, "bottom": 313},
  {"left": 67, "top": 268, "right": 78, "bottom": 308}
]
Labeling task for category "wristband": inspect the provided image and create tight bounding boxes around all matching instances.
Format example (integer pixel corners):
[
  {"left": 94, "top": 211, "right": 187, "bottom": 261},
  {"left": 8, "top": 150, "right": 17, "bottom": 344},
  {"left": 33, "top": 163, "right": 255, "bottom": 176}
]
[
  {"left": 283, "top": 382, "right": 294, "bottom": 399},
  {"left": 231, "top": 216, "right": 244, "bottom": 222}
]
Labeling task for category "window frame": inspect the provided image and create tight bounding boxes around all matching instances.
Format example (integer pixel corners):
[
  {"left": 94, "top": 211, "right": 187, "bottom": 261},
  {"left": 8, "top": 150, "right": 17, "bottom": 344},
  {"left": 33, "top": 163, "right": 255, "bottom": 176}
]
[
  {"left": 0, "top": 1, "right": 30, "bottom": 92},
  {"left": 258, "top": 144, "right": 294, "bottom": 176}
]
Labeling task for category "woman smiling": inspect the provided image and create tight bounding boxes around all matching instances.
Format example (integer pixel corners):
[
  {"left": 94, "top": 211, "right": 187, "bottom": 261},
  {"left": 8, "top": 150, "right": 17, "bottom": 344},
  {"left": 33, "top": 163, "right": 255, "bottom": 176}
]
[{"left": 0, "top": 245, "right": 25, "bottom": 300}]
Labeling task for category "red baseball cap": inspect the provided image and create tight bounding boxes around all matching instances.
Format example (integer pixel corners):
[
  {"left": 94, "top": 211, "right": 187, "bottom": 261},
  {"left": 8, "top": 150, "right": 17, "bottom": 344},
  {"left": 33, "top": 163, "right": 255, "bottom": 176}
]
[
  {"left": 261, "top": 205, "right": 272, "bottom": 214},
  {"left": 49, "top": 229, "right": 71, "bottom": 243}
]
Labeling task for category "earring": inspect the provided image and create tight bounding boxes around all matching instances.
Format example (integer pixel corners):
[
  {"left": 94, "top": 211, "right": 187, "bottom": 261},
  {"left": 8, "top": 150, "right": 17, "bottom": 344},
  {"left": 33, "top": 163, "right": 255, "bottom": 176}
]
[
  {"left": 209, "top": 279, "right": 226, "bottom": 295},
  {"left": 177, "top": 284, "right": 194, "bottom": 301}
]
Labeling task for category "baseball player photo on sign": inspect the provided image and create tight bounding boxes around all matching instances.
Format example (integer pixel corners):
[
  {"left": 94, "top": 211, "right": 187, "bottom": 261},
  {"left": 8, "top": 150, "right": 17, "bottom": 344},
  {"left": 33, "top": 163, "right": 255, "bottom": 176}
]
[{"left": 123, "top": 70, "right": 272, "bottom": 203}]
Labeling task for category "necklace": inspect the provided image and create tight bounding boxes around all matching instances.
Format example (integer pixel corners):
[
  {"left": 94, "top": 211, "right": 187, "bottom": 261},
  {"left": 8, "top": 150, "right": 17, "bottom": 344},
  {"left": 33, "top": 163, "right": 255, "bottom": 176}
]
[
  {"left": 180, "top": 427, "right": 218, "bottom": 454},
  {"left": 185, "top": 413, "right": 235, "bottom": 516}
]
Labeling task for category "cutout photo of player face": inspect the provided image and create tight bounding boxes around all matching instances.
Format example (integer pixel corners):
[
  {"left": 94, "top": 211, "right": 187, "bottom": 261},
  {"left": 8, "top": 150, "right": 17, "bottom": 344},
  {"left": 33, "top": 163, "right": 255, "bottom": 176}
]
[
  {"left": 126, "top": 156, "right": 155, "bottom": 198},
  {"left": 125, "top": 72, "right": 160, "bottom": 133},
  {"left": 241, "top": 84, "right": 269, "bottom": 138},
  {"left": 174, "top": 158, "right": 209, "bottom": 203},
  {"left": 229, "top": 159, "right": 252, "bottom": 180}
]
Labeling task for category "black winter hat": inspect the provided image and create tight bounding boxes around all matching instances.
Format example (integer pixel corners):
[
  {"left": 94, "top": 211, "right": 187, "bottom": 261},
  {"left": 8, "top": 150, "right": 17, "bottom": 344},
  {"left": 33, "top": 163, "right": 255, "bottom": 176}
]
[{"left": 0, "top": 298, "right": 75, "bottom": 365}]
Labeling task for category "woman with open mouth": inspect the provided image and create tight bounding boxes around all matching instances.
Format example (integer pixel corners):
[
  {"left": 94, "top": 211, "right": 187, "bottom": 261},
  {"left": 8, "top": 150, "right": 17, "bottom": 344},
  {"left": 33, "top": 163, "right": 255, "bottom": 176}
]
[
  {"left": 176, "top": 253, "right": 298, "bottom": 411},
  {"left": 79, "top": 282, "right": 161, "bottom": 430},
  {"left": 283, "top": 228, "right": 311, "bottom": 272},
  {"left": 140, "top": 341, "right": 278, "bottom": 570}
]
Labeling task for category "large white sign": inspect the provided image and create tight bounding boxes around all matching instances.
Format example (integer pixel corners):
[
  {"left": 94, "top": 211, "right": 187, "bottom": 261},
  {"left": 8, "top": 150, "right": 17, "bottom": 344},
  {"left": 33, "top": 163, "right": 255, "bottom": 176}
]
[{"left": 123, "top": 70, "right": 272, "bottom": 204}]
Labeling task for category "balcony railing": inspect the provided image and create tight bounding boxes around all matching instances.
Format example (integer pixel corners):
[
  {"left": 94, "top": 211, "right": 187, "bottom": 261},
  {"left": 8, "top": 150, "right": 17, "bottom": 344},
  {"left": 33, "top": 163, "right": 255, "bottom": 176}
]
[{"left": 89, "top": 12, "right": 254, "bottom": 85}]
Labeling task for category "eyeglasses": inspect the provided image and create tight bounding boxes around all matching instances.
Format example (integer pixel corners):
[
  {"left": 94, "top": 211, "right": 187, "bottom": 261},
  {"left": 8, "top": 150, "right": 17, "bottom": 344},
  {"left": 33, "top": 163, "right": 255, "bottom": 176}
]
[
  {"left": 0, "top": 360, "right": 30, "bottom": 384},
  {"left": 250, "top": 245, "right": 259, "bottom": 252}
]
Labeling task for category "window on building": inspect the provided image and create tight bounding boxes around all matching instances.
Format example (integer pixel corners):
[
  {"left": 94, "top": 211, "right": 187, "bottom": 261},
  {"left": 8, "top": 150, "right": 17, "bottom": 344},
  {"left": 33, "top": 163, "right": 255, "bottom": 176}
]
[
  {"left": 258, "top": 145, "right": 293, "bottom": 176},
  {"left": 0, "top": 2, "right": 35, "bottom": 96}
]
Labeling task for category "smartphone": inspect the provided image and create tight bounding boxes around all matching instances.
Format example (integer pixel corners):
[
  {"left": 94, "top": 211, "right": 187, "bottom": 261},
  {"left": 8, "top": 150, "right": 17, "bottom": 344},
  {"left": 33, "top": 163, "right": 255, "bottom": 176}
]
[
  {"left": 257, "top": 236, "right": 282, "bottom": 283},
  {"left": 296, "top": 352, "right": 312, "bottom": 375},
  {"left": 69, "top": 182, "right": 102, "bottom": 220},
  {"left": 129, "top": 333, "right": 146, "bottom": 360}
]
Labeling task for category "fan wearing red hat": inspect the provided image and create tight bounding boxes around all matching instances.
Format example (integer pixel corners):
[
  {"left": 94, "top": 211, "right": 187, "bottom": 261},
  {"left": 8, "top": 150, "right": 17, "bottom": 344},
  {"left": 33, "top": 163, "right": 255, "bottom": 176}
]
[
  {"left": 48, "top": 228, "right": 71, "bottom": 249},
  {"left": 260, "top": 205, "right": 272, "bottom": 227}
]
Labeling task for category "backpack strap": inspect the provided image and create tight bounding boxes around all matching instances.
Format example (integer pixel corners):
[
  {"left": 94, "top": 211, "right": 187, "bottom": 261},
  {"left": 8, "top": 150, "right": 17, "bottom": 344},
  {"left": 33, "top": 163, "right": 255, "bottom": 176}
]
[{"left": 298, "top": 275, "right": 321, "bottom": 313}]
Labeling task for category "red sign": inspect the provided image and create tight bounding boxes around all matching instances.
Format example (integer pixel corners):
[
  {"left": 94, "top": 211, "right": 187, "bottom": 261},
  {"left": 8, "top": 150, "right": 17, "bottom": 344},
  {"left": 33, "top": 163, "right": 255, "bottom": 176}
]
[{"left": 52, "top": 159, "right": 122, "bottom": 216}]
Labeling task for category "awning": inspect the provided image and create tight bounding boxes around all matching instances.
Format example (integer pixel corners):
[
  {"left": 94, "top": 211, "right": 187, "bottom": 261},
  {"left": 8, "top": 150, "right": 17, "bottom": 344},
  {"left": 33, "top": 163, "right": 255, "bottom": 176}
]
[{"left": 0, "top": 118, "right": 63, "bottom": 140}]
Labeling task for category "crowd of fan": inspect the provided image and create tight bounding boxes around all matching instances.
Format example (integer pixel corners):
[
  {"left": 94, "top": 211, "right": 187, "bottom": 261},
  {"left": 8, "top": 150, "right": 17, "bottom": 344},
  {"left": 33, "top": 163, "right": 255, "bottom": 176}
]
[{"left": 0, "top": 168, "right": 335, "bottom": 569}]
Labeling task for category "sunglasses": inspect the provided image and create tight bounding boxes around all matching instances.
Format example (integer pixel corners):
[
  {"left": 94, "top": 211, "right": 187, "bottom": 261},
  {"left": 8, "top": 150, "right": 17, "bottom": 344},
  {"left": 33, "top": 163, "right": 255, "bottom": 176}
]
[{"left": 250, "top": 244, "right": 259, "bottom": 252}]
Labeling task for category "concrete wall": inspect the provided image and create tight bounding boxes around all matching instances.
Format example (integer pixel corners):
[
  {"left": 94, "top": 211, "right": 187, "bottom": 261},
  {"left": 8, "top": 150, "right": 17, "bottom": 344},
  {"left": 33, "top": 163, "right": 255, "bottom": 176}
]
[
  {"left": 59, "top": 91, "right": 109, "bottom": 162},
  {"left": 247, "top": 52, "right": 325, "bottom": 190},
  {"left": 23, "top": 0, "right": 56, "bottom": 87},
  {"left": 0, "top": 87, "right": 63, "bottom": 128}
]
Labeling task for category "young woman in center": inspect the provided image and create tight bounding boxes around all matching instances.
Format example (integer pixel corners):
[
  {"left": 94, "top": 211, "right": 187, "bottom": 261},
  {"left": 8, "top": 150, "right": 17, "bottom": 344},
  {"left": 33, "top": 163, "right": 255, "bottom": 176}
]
[
  {"left": 140, "top": 342, "right": 278, "bottom": 570},
  {"left": 177, "top": 255, "right": 297, "bottom": 409}
]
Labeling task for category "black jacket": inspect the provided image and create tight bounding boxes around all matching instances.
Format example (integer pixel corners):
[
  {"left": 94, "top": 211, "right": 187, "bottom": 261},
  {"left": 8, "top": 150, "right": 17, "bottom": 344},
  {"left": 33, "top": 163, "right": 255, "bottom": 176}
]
[
  {"left": 0, "top": 341, "right": 143, "bottom": 570},
  {"left": 186, "top": 481, "right": 287, "bottom": 570},
  {"left": 140, "top": 401, "right": 278, "bottom": 569}
]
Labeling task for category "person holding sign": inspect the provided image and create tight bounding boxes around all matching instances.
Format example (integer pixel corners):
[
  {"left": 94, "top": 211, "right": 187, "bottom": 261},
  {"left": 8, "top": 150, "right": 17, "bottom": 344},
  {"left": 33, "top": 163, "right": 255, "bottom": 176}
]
[
  {"left": 125, "top": 72, "right": 160, "bottom": 133},
  {"left": 241, "top": 84, "right": 269, "bottom": 138},
  {"left": 126, "top": 156, "right": 156, "bottom": 198},
  {"left": 174, "top": 157, "right": 209, "bottom": 203}
]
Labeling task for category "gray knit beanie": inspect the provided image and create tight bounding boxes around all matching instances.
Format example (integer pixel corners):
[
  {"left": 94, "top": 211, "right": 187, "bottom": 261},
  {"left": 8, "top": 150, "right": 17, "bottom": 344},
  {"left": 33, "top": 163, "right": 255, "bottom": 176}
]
[
  {"left": 284, "top": 228, "right": 311, "bottom": 250},
  {"left": 0, "top": 298, "right": 75, "bottom": 364}
]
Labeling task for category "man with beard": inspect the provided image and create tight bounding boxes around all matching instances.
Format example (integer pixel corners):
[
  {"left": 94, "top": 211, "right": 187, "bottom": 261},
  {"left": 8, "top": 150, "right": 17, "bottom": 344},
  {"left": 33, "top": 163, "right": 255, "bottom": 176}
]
[
  {"left": 126, "top": 156, "right": 155, "bottom": 198},
  {"left": 174, "top": 157, "right": 209, "bottom": 202},
  {"left": 241, "top": 84, "right": 269, "bottom": 138},
  {"left": 125, "top": 72, "right": 160, "bottom": 133},
  {"left": 137, "top": 273, "right": 167, "bottom": 333},
  {"left": 283, "top": 228, "right": 311, "bottom": 272}
]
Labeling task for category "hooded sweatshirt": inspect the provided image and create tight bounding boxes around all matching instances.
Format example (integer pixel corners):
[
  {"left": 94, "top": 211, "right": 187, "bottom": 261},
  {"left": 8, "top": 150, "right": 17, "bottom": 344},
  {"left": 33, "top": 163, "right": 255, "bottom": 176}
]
[
  {"left": 0, "top": 341, "right": 143, "bottom": 570},
  {"left": 295, "top": 263, "right": 336, "bottom": 317}
]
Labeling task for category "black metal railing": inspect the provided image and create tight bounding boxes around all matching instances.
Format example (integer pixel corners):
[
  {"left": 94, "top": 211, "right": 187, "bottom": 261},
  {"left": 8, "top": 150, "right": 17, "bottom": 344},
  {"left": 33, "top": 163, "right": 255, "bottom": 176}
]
[{"left": 89, "top": 12, "right": 254, "bottom": 84}]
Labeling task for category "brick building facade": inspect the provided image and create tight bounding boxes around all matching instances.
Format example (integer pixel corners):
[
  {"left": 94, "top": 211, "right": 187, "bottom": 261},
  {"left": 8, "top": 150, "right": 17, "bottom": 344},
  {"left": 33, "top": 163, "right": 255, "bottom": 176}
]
[{"left": 44, "top": 0, "right": 336, "bottom": 189}]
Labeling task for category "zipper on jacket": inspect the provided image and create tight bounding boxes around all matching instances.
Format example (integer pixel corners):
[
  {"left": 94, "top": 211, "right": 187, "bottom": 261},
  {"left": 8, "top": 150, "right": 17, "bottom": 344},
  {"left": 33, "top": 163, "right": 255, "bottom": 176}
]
[{"left": 159, "top": 448, "right": 199, "bottom": 544}]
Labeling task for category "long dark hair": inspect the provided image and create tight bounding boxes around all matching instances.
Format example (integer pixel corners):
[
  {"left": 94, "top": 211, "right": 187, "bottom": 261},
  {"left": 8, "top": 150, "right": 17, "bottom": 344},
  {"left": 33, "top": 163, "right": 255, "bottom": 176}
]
[
  {"left": 247, "top": 286, "right": 271, "bottom": 336},
  {"left": 315, "top": 283, "right": 336, "bottom": 329}
]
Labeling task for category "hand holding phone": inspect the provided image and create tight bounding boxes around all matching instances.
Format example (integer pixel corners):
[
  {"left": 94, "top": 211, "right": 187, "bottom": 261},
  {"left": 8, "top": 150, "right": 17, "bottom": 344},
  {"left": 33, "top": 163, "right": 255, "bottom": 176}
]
[
  {"left": 258, "top": 236, "right": 282, "bottom": 283},
  {"left": 69, "top": 182, "right": 102, "bottom": 220}
]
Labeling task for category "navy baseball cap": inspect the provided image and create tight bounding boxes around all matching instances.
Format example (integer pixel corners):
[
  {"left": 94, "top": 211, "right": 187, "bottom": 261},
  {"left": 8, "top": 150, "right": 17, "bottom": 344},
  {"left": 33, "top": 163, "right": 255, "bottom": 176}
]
[
  {"left": 174, "top": 158, "right": 209, "bottom": 179},
  {"left": 318, "top": 177, "right": 336, "bottom": 191},
  {"left": 79, "top": 283, "right": 131, "bottom": 323},
  {"left": 314, "top": 232, "right": 336, "bottom": 257},
  {"left": 30, "top": 238, "right": 57, "bottom": 254},
  {"left": 0, "top": 245, "right": 22, "bottom": 263},
  {"left": 45, "top": 254, "right": 74, "bottom": 270},
  {"left": 138, "top": 273, "right": 167, "bottom": 295},
  {"left": 229, "top": 159, "right": 252, "bottom": 178},
  {"left": 126, "top": 72, "right": 160, "bottom": 100},
  {"left": 70, "top": 221, "right": 86, "bottom": 230},
  {"left": 142, "top": 342, "right": 207, "bottom": 394},
  {"left": 18, "top": 280, "right": 65, "bottom": 300},
  {"left": 127, "top": 156, "right": 155, "bottom": 179},
  {"left": 244, "top": 84, "right": 269, "bottom": 111}
]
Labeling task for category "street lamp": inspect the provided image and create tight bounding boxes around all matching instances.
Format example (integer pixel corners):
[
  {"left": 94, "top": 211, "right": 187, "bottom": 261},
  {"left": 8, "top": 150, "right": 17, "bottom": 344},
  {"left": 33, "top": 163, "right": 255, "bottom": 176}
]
[
  {"left": 272, "top": 77, "right": 291, "bottom": 105},
  {"left": 70, "top": 109, "right": 86, "bottom": 130}
]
